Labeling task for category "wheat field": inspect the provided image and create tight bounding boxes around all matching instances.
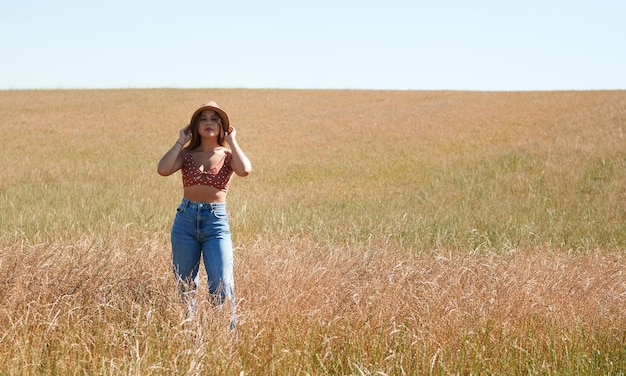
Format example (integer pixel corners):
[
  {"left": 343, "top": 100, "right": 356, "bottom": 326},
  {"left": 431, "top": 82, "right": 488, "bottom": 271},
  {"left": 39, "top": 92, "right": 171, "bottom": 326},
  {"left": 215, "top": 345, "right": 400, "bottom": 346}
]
[{"left": 0, "top": 89, "right": 625, "bottom": 374}]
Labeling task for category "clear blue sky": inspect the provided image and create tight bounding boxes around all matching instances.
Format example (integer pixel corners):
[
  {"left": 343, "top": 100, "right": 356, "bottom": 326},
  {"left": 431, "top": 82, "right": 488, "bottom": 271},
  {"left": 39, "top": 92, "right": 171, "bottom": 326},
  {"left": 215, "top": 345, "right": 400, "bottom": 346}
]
[{"left": 1, "top": 0, "right": 624, "bottom": 91}]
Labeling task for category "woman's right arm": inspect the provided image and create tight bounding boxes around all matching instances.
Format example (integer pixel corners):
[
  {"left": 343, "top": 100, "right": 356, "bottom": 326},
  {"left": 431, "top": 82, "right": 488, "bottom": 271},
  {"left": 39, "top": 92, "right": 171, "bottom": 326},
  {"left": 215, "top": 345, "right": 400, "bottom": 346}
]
[{"left": 157, "top": 127, "right": 190, "bottom": 176}]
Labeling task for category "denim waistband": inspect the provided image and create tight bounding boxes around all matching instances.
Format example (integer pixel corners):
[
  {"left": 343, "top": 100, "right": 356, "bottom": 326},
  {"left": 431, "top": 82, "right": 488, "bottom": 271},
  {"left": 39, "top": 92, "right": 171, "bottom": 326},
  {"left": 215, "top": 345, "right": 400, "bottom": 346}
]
[{"left": 180, "top": 197, "right": 227, "bottom": 210}]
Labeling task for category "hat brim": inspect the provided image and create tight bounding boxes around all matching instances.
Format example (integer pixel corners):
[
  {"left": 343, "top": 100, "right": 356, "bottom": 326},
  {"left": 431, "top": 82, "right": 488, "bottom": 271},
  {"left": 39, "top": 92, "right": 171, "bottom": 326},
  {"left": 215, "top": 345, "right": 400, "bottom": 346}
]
[{"left": 190, "top": 105, "right": 229, "bottom": 133}]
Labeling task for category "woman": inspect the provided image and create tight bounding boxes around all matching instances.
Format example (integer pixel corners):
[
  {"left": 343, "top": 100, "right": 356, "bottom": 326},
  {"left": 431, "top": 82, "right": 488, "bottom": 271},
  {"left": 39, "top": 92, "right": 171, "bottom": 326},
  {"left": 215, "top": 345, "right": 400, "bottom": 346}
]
[{"left": 157, "top": 101, "right": 251, "bottom": 324}]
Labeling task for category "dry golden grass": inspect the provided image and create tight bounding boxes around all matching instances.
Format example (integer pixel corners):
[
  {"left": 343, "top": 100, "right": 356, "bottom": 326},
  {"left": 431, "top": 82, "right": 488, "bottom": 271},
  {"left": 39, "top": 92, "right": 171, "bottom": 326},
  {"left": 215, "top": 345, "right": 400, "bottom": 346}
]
[{"left": 0, "top": 89, "right": 625, "bottom": 374}]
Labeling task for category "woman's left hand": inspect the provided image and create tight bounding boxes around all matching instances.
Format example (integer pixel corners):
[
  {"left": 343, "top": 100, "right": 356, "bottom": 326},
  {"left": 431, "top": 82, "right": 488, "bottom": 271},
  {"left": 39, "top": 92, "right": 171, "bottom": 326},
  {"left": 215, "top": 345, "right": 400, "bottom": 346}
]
[{"left": 225, "top": 126, "right": 237, "bottom": 142}]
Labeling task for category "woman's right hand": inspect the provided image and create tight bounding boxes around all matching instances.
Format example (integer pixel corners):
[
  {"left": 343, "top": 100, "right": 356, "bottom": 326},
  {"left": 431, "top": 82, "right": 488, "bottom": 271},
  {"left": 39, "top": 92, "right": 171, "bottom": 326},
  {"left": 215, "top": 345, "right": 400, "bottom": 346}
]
[{"left": 178, "top": 125, "right": 192, "bottom": 145}]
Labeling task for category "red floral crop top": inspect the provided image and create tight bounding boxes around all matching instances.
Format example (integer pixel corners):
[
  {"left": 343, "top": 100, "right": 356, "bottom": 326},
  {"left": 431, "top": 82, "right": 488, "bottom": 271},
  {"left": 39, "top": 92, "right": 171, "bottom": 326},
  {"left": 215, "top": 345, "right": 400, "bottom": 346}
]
[{"left": 181, "top": 152, "right": 233, "bottom": 191}]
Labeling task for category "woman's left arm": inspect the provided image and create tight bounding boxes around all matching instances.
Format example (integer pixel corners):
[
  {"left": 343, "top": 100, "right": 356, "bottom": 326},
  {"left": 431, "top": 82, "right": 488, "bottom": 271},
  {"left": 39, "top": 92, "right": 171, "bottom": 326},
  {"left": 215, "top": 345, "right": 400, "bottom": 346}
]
[{"left": 225, "top": 126, "right": 252, "bottom": 177}]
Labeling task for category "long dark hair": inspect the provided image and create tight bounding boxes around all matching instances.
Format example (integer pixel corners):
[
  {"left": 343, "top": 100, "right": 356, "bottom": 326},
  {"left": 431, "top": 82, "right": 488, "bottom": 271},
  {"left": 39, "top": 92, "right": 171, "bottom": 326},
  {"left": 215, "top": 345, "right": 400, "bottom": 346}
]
[{"left": 185, "top": 111, "right": 226, "bottom": 150}]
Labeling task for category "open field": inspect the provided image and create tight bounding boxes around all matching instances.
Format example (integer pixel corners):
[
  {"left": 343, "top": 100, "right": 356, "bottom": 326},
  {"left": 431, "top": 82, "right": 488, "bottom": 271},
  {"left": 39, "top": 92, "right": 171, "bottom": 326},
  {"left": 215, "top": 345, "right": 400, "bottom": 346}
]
[{"left": 0, "top": 89, "right": 625, "bottom": 374}]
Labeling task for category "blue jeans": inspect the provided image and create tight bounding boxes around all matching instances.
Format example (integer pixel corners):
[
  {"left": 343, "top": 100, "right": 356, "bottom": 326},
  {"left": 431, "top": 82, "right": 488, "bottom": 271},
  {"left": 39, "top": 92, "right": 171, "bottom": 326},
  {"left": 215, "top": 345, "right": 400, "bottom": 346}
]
[{"left": 171, "top": 198, "right": 236, "bottom": 321}]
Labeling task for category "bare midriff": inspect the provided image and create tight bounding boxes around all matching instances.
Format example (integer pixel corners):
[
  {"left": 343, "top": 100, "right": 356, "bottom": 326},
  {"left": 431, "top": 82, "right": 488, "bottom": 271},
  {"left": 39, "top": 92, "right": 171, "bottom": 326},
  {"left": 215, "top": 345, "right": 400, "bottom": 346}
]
[{"left": 183, "top": 185, "right": 228, "bottom": 203}]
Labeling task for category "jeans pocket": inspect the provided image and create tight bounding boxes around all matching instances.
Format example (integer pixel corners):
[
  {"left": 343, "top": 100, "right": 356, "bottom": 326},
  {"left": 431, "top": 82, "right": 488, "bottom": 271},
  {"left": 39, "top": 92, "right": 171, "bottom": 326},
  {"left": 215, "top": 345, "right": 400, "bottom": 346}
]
[
  {"left": 176, "top": 204, "right": 186, "bottom": 213},
  {"left": 211, "top": 209, "right": 228, "bottom": 220}
]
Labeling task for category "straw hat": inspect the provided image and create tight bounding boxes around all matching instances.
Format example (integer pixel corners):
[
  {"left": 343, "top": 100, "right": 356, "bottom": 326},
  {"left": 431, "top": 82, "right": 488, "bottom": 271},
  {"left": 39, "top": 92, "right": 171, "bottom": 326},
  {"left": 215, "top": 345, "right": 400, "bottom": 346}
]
[{"left": 190, "top": 101, "right": 229, "bottom": 133}]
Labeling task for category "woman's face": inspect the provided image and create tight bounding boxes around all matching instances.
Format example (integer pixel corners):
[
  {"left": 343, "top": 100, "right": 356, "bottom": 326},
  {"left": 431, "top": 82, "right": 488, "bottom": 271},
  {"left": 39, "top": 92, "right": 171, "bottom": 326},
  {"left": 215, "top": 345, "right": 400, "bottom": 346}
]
[{"left": 196, "top": 110, "right": 223, "bottom": 138}]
